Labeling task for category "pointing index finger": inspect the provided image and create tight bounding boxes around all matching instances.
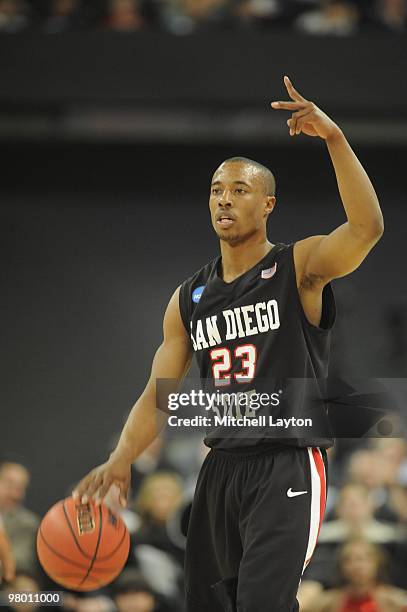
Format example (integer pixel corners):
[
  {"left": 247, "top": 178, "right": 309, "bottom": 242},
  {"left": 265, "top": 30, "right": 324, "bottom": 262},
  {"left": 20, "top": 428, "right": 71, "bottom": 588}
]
[
  {"left": 284, "top": 75, "right": 306, "bottom": 103},
  {"left": 271, "top": 101, "right": 307, "bottom": 111}
]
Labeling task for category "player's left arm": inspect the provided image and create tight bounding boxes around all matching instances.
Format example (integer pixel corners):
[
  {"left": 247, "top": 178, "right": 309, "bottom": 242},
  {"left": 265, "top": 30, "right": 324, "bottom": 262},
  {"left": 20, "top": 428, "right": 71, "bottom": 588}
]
[{"left": 272, "top": 76, "right": 384, "bottom": 284}]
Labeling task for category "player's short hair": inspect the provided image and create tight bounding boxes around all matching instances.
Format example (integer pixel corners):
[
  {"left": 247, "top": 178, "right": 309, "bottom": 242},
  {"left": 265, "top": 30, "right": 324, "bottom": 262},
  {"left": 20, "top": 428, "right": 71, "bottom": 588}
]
[{"left": 221, "top": 156, "right": 276, "bottom": 197}]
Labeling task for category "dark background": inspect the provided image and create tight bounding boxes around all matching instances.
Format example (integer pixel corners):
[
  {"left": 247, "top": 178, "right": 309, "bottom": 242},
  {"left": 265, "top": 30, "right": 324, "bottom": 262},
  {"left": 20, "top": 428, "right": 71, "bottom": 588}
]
[{"left": 1, "top": 33, "right": 406, "bottom": 515}]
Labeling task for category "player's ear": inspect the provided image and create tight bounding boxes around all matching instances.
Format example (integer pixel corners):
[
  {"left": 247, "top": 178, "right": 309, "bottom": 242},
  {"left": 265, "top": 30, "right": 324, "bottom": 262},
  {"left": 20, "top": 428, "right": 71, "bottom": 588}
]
[{"left": 265, "top": 196, "right": 276, "bottom": 217}]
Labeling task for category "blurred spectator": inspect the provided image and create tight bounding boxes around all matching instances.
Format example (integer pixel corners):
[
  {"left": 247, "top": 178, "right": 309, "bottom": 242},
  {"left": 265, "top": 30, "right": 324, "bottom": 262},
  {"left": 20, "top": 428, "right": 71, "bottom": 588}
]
[
  {"left": 376, "top": 439, "right": 407, "bottom": 521},
  {"left": 0, "top": 462, "right": 40, "bottom": 576},
  {"left": 63, "top": 593, "right": 116, "bottom": 612},
  {"left": 1, "top": 0, "right": 406, "bottom": 31},
  {"left": 133, "top": 437, "right": 165, "bottom": 478},
  {"left": 347, "top": 449, "right": 385, "bottom": 491},
  {"left": 295, "top": 0, "right": 360, "bottom": 35},
  {"left": 103, "top": 436, "right": 180, "bottom": 531},
  {"left": 0, "top": 526, "right": 15, "bottom": 584},
  {"left": 389, "top": 484, "right": 407, "bottom": 524},
  {"left": 163, "top": 435, "right": 209, "bottom": 481},
  {"left": 159, "top": 0, "right": 232, "bottom": 34},
  {"left": 104, "top": 0, "right": 144, "bottom": 31},
  {"left": 319, "top": 483, "right": 401, "bottom": 543},
  {"left": 134, "top": 472, "right": 183, "bottom": 537},
  {"left": 303, "top": 482, "right": 404, "bottom": 587},
  {"left": 387, "top": 450, "right": 407, "bottom": 524},
  {"left": 374, "top": 438, "right": 407, "bottom": 485},
  {"left": 130, "top": 472, "right": 185, "bottom": 607},
  {"left": 132, "top": 471, "right": 184, "bottom": 560},
  {"left": 232, "top": 0, "right": 306, "bottom": 28},
  {"left": 234, "top": 0, "right": 283, "bottom": 26},
  {"left": 2, "top": 573, "right": 41, "bottom": 612},
  {"left": 43, "top": 0, "right": 84, "bottom": 33},
  {"left": 131, "top": 436, "right": 173, "bottom": 498},
  {"left": 112, "top": 569, "right": 159, "bottom": 612},
  {"left": 300, "top": 538, "right": 407, "bottom": 611},
  {"left": 0, "top": 0, "right": 30, "bottom": 31},
  {"left": 370, "top": 0, "right": 406, "bottom": 32},
  {"left": 345, "top": 449, "right": 399, "bottom": 522}
]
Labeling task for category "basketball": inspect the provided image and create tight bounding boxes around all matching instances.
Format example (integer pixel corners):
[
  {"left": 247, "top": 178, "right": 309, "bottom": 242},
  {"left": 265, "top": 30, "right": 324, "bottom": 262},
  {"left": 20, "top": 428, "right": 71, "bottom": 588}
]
[{"left": 36, "top": 497, "right": 130, "bottom": 591}]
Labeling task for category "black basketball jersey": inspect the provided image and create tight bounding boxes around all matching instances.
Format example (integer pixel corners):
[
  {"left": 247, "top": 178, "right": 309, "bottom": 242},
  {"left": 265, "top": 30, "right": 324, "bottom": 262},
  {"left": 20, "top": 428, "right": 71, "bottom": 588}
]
[{"left": 179, "top": 242, "right": 336, "bottom": 449}]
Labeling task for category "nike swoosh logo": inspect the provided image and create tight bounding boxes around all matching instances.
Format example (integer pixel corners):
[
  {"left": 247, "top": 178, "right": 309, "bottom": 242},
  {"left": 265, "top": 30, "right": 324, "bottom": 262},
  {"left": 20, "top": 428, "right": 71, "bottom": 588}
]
[{"left": 287, "top": 488, "right": 308, "bottom": 498}]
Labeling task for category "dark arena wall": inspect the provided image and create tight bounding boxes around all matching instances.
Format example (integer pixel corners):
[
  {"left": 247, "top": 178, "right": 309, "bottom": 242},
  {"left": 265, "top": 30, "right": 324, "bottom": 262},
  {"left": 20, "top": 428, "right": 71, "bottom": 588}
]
[{"left": 1, "top": 140, "right": 406, "bottom": 514}]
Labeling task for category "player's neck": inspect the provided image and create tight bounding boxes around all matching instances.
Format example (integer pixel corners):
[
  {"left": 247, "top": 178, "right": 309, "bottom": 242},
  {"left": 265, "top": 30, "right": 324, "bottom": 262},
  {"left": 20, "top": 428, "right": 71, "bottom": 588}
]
[{"left": 219, "top": 236, "right": 274, "bottom": 283}]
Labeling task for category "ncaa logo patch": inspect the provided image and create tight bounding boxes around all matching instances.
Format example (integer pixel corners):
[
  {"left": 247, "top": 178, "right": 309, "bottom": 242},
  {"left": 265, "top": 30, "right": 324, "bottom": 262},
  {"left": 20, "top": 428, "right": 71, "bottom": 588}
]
[{"left": 192, "top": 286, "right": 205, "bottom": 303}]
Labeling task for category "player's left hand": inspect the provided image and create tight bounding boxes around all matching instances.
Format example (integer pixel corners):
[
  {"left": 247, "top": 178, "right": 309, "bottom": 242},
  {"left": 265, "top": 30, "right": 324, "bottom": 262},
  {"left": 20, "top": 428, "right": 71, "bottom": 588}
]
[{"left": 271, "top": 76, "right": 341, "bottom": 140}]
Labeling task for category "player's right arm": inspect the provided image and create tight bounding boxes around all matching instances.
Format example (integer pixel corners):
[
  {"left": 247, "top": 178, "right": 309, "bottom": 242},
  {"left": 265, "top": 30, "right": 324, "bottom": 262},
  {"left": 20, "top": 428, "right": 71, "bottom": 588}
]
[{"left": 72, "top": 286, "right": 192, "bottom": 506}]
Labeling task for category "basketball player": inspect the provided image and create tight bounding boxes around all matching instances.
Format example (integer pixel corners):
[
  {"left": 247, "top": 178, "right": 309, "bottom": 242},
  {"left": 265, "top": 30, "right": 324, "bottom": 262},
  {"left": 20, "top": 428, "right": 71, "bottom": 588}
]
[{"left": 73, "top": 76, "right": 384, "bottom": 611}]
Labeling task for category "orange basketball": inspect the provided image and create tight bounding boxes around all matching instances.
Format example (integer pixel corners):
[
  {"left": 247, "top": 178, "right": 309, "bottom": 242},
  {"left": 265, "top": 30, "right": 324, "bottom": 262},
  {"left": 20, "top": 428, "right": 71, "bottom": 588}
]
[{"left": 37, "top": 497, "right": 130, "bottom": 591}]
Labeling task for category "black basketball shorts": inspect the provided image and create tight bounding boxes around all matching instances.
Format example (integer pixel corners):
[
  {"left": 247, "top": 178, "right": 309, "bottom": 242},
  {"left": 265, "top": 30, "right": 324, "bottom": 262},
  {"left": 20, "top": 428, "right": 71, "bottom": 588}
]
[{"left": 184, "top": 444, "right": 328, "bottom": 612}]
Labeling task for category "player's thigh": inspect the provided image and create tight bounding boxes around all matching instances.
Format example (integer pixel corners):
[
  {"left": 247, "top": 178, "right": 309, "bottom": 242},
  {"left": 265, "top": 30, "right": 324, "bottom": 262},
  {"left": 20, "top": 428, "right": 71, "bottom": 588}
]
[
  {"left": 184, "top": 451, "right": 242, "bottom": 610},
  {"left": 237, "top": 447, "right": 326, "bottom": 612}
]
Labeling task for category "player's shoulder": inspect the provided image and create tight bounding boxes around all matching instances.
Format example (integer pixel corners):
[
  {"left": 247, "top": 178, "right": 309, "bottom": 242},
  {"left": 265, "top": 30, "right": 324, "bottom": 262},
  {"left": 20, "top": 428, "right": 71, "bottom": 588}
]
[
  {"left": 294, "top": 235, "right": 326, "bottom": 259},
  {"left": 293, "top": 235, "right": 327, "bottom": 286},
  {"left": 179, "top": 256, "right": 219, "bottom": 293},
  {"left": 177, "top": 257, "right": 219, "bottom": 330}
]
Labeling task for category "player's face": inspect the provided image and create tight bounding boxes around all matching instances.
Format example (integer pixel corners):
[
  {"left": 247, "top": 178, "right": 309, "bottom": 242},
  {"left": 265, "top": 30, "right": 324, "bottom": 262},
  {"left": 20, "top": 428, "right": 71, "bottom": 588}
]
[{"left": 209, "top": 163, "right": 274, "bottom": 245}]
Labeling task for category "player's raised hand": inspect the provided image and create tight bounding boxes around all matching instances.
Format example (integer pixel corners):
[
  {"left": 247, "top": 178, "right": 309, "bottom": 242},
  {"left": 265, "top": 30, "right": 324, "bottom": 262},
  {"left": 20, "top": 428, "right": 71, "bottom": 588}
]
[
  {"left": 72, "top": 455, "right": 131, "bottom": 508},
  {"left": 271, "top": 76, "right": 340, "bottom": 140},
  {"left": 0, "top": 528, "right": 16, "bottom": 584}
]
